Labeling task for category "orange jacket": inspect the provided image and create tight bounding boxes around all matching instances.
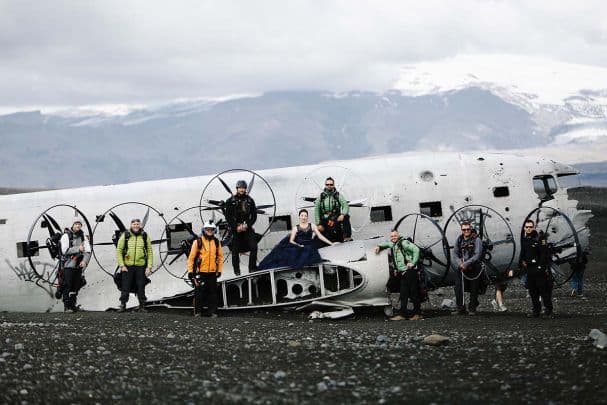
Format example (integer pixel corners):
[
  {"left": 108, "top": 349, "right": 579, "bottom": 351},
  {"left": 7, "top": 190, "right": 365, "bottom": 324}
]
[{"left": 187, "top": 237, "right": 223, "bottom": 274}]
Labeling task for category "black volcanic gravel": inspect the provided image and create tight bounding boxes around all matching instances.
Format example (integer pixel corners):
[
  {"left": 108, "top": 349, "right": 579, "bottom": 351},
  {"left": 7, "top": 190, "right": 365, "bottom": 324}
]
[{"left": 1, "top": 274, "right": 606, "bottom": 404}]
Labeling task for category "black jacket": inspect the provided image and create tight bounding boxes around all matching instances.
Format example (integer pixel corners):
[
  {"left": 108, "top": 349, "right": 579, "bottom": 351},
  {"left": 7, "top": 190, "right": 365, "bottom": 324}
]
[
  {"left": 518, "top": 230, "right": 550, "bottom": 276},
  {"left": 225, "top": 194, "right": 257, "bottom": 230}
]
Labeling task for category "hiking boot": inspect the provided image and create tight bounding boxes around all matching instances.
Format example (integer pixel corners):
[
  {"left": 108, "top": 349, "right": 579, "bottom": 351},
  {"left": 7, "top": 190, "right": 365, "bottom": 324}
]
[
  {"left": 570, "top": 289, "right": 577, "bottom": 297},
  {"left": 491, "top": 299, "right": 499, "bottom": 312},
  {"left": 234, "top": 270, "right": 241, "bottom": 276},
  {"left": 410, "top": 314, "right": 424, "bottom": 321},
  {"left": 137, "top": 304, "right": 148, "bottom": 313},
  {"left": 210, "top": 313, "right": 218, "bottom": 318},
  {"left": 343, "top": 237, "right": 353, "bottom": 242},
  {"left": 498, "top": 304, "right": 508, "bottom": 312},
  {"left": 389, "top": 315, "right": 405, "bottom": 321},
  {"left": 526, "top": 312, "right": 540, "bottom": 318},
  {"left": 118, "top": 304, "right": 127, "bottom": 313},
  {"left": 453, "top": 307, "right": 468, "bottom": 316},
  {"left": 468, "top": 310, "right": 477, "bottom": 316},
  {"left": 194, "top": 313, "right": 202, "bottom": 318}
]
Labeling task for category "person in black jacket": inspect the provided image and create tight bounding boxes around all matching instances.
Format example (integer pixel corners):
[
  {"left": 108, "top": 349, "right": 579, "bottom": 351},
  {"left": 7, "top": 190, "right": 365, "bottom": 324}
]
[
  {"left": 518, "top": 219, "right": 554, "bottom": 318},
  {"left": 224, "top": 180, "right": 258, "bottom": 275}
]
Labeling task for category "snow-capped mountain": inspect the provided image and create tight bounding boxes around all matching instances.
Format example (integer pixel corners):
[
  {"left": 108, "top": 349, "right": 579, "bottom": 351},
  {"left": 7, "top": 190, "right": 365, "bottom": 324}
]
[
  {"left": 394, "top": 54, "right": 607, "bottom": 145},
  {"left": 0, "top": 55, "right": 605, "bottom": 188}
]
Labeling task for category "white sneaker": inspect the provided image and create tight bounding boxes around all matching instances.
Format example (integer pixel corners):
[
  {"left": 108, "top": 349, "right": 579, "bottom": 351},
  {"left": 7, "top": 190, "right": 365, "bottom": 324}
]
[
  {"left": 498, "top": 303, "right": 508, "bottom": 312},
  {"left": 491, "top": 299, "right": 499, "bottom": 312}
]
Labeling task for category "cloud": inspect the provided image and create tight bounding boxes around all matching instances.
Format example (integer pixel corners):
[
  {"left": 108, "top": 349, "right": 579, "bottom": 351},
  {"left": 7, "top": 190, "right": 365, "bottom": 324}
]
[{"left": 0, "top": 0, "right": 606, "bottom": 110}]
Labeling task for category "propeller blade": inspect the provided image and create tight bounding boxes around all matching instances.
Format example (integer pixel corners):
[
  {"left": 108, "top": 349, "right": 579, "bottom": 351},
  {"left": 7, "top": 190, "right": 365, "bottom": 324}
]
[
  {"left": 217, "top": 176, "right": 233, "bottom": 195},
  {"left": 45, "top": 213, "right": 63, "bottom": 234},
  {"left": 482, "top": 258, "right": 500, "bottom": 274},
  {"left": 256, "top": 204, "right": 275, "bottom": 210},
  {"left": 93, "top": 241, "right": 118, "bottom": 246},
  {"left": 41, "top": 215, "right": 57, "bottom": 238},
  {"left": 109, "top": 211, "right": 127, "bottom": 233},
  {"left": 478, "top": 210, "right": 485, "bottom": 240},
  {"left": 412, "top": 215, "right": 419, "bottom": 242},
  {"left": 247, "top": 173, "right": 255, "bottom": 194},
  {"left": 492, "top": 237, "right": 513, "bottom": 246},
  {"left": 168, "top": 251, "right": 186, "bottom": 266},
  {"left": 141, "top": 207, "right": 150, "bottom": 229},
  {"left": 177, "top": 219, "right": 198, "bottom": 238},
  {"left": 206, "top": 199, "right": 225, "bottom": 207}
]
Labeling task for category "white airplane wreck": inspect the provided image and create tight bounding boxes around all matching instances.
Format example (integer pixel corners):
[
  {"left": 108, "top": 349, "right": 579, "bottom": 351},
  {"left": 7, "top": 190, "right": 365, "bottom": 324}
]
[{"left": 0, "top": 152, "right": 593, "bottom": 313}]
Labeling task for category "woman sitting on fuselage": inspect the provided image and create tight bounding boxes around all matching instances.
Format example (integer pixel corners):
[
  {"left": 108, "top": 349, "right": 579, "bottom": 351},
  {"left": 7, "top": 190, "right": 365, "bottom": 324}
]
[{"left": 258, "top": 209, "right": 335, "bottom": 270}]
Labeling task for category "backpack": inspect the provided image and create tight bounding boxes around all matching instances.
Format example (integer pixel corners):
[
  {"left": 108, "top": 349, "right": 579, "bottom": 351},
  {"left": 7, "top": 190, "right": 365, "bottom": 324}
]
[
  {"left": 191, "top": 236, "right": 221, "bottom": 274},
  {"left": 120, "top": 231, "right": 149, "bottom": 267},
  {"left": 319, "top": 191, "right": 341, "bottom": 217}
]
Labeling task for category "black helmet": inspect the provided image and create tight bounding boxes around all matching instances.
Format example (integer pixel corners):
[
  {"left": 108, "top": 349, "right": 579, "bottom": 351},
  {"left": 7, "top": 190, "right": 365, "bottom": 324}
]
[{"left": 236, "top": 180, "right": 247, "bottom": 189}]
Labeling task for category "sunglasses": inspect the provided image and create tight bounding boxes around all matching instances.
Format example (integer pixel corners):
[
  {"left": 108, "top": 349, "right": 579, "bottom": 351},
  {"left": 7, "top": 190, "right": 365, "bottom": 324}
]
[
  {"left": 461, "top": 228, "right": 472, "bottom": 232},
  {"left": 524, "top": 226, "right": 534, "bottom": 229},
  {"left": 325, "top": 184, "right": 334, "bottom": 187}
]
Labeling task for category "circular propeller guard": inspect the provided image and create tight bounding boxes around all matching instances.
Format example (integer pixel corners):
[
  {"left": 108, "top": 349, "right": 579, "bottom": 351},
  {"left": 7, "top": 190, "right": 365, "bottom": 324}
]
[
  {"left": 444, "top": 205, "right": 516, "bottom": 280},
  {"left": 25, "top": 204, "right": 93, "bottom": 285}
]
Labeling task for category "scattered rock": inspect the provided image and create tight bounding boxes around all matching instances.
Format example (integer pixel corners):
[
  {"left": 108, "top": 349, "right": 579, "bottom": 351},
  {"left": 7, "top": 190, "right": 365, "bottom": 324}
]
[
  {"left": 317, "top": 381, "right": 328, "bottom": 392},
  {"left": 423, "top": 334, "right": 450, "bottom": 346},
  {"left": 274, "top": 370, "right": 287, "bottom": 380},
  {"left": 376, "top": 335, "right": 391, "bottom": 344},
  {"left": 287, "top": 340, "right": 301, "bottom": 348},
  {"left": 14, "top": 343, "right": 24, "bottom": 351},
  {"left": 589, "top": 329, "right": 607, "bottom": 349}
]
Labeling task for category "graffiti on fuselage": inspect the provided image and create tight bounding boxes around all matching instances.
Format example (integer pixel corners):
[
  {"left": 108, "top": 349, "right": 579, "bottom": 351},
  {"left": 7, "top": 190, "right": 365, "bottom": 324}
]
[{"left": 6, "top": 259, "right": 56, "bottom": 297}]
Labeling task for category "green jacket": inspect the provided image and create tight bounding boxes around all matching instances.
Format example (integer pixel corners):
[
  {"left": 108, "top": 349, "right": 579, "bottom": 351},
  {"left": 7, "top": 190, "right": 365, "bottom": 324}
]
[
  {"left": 377, "top": 238, "right": 420, "bottom": 272},
  {"left": 314, "top": 191, "right": 349, "bottom": 224},
  {"left": 116, "top": 232, "right": 153, "bottom": 268}
]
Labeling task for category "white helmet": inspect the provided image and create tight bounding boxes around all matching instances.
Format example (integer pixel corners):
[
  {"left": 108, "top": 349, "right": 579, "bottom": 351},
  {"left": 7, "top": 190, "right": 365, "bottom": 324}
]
[{"left": 202, "top": 221, "right": 217, "bottom": 231}]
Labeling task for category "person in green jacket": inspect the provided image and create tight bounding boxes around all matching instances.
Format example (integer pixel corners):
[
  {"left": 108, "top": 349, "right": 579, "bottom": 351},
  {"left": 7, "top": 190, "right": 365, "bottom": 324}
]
[
  {"left": 116, "top": 218, "right": 153, "bottom": 312},
  {"left": 314, "top": 177, "right": 352, "bottom": 243},
  {"left": 375, "top": 230, "right": 422, "bottom": 321}
]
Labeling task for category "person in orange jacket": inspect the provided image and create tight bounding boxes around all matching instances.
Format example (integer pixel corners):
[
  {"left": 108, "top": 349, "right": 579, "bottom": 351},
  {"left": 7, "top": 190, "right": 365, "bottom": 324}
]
[{"left": 187, "top": 221, "right": 223, "bottom": 317}]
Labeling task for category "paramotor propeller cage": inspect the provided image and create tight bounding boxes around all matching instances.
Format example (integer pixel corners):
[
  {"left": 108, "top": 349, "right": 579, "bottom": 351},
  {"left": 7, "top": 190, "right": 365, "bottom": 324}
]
[
  {"left": 392, "top": 213, "right": 451, "bottom": 283},
  {"left": 160, "top": 206, "right": 229, "bottom": 280},
  {"left": 25, "top": 204, "right": 93, "bottom": 285},
  {"left": 444, "top": 205, "right": 516, "bottom": 280},
  {"left": 523, "top": 207, "right": 582, "bottom": 287},
  {"left": 294, "top": 165, "right": 371, "bottom": 233},
  {"left": 199, "top": 169, "right": 277, "bottom": 245},
  {"left": 91, "top": 202, "right": 168, "bottom": 276}
]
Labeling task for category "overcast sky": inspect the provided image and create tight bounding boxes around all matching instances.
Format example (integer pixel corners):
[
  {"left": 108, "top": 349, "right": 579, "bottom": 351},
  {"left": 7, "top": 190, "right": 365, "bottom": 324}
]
[{"left": 1, "top": 0, "right": 606, "bottom": 111}]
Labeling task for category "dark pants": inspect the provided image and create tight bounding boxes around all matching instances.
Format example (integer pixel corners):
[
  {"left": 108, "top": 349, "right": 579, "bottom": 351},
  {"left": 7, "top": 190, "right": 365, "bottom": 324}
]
[
  {"left": 454, "top": 267, "right": 481, "bottom": 311},
  {"left": 232, "top": 230, "right": 258, "bottom": 274},
  {"left": 528, "top": 270, "right": 553, "bottom": 315},
  {"left": 399, "top": 268, "right": 421, "bottom": 316},
  {"left": 320, "top": 214, "right": 352, "bottom": 243},
  {"left": 62, "top": 267, "right": 82, "bottom": 309},
  {"left": 120, "top": 266, "right": 147, "bottom": 304},
  {"left": 194, "top": 272, "right": 218, "bottom": 315}
]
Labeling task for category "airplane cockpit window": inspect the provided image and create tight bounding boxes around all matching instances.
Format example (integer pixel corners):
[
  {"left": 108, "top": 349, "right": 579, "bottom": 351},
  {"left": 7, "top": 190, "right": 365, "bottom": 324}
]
[
  {"left": 269, "top": 215, "right": 292, "bottom": 232},
  {"left": 419, "top": 201, "right": 442, "bottom": 217},
  {"left": 370, "top": 206, "right": 393, "bottom": 222},
  {"left": 533, "top": 175, "right": 558, "bottom": 201},
  {"left": 17, "top": 241, "right": 38, "bottom": 258},
  {"left": 493, "top": 186, "right": 510, "bottom": 198},
  {"left": 166, "top": 222, "right": 194, "bottom": 253},
  {"left": 557, "top": 173, "right": 582, "bottom": 189}
]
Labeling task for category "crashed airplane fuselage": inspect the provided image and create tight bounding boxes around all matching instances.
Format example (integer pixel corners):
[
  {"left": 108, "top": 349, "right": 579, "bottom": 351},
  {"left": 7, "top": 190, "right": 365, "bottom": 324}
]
[{"left": 0, "top": 152, "right": 592, "bottom": 312}]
